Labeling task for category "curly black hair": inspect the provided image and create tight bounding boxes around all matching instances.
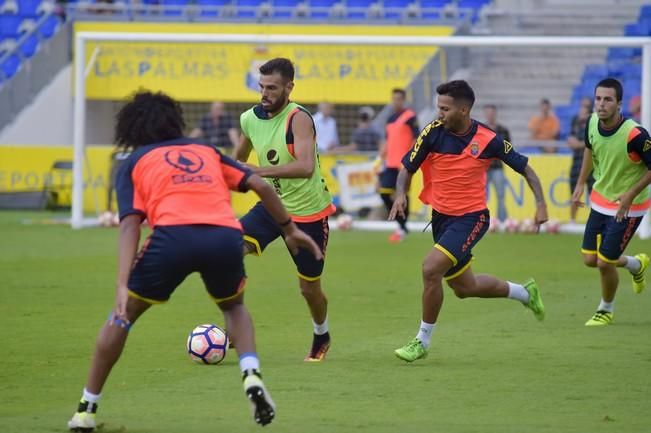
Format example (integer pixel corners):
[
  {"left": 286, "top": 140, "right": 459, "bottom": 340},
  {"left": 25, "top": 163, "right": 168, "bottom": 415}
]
[{"left": 115, "top": 90, "right": 185, "bottom": 149}]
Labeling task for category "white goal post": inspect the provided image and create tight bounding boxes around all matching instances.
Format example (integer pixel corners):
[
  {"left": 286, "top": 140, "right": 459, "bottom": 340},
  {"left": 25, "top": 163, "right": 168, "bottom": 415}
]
[{"left": 72, "top": 32, "right": 651, "bottom": 236}]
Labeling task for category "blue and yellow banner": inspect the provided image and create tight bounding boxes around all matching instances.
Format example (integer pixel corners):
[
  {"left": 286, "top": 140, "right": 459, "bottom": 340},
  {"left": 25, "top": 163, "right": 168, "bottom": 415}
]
[
  {"left": 74, "top": 22, "right": 454, "bottom": 104},
  {"left": 0, "top": 145, "right": 591, "bottom": 223}
]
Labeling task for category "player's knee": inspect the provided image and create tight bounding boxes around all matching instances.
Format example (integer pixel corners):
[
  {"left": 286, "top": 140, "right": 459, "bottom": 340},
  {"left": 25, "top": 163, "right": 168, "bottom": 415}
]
[
  {"left": 422, "top": 261, "right": 446, "bottom": 281},
  {"left": 582, "top": 254, "right": 597, "bottom": 268},
  {"left": 596, "top": 258, "right": 615, "bottom": 270},
  {"left": 299, "top": 279, "right": 322, "bottom": 298}
]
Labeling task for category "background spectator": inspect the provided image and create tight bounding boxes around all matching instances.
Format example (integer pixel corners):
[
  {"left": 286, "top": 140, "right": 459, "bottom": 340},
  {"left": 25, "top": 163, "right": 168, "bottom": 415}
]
[
  {"left": 314, "top": 102, "right": 339, "bottom": 153},
  {"left": 333, "top": 106, "right": 381, "bottom": 153},
  {"left": 567, "top": 97, "right": 594, "bottom": 223},
  {"left": 528, "top": 98, "right": 560, "bottom": 153},
  {"left": 189, "top": 101, "right": 239, "bottom": 149},
  {"left": 483, "top": 104, "right": 511, "bottom": 223}
]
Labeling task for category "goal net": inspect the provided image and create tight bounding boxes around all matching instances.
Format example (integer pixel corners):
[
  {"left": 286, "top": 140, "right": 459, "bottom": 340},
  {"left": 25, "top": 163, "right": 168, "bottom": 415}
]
[{"left": 71, "top": 28, "right": 651, "bottom": 237}]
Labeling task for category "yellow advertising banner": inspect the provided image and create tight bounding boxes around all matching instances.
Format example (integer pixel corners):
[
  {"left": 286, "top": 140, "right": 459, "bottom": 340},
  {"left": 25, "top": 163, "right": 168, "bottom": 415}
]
[
  {"left": 74, "top": 22, "right": 454, "bottom": 104},
  {"left": 0, "top": 145, "right": 591, "bottom": 223}
]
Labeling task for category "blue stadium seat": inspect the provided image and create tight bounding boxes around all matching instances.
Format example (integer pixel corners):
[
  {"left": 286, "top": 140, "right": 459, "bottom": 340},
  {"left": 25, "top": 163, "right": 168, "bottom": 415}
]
[
  {"left": 623, "top": 79, "right": 641, "bottom": 96},
  {"left": 272, "top": 0, "right": 300, "bottom": 18},
  {"left": 196, "top": 0, "right": 230, "bottom": 17},
  {"left": 1, "top": 53, "right": 20, "bottom": 78},
  {"left": 640, "top": 4, "right": 651, "bottom": 19},
  {"left": 638, "top": 17, "right": 651, "bottom": 35},
  {"left": 17, "top": 0, "right": 41, "bottom": 15},
  {"left": 160, "top": 0, "right": 188, "bottom": 16},
  {"left": 345, "top": 0, "right": 374, "bottom": 19},
  {"left": 235, "top": 0, "right": 265, "bottom": 17},
  {"left": 19, "top": 33, "right": 39, "bottom": 58},
  {"left": 0, "top": 14, "right": 22, "bottom": 38},
  {"left": 383, "top": 0, "right": 408, "bottom": 19},
  {"left": 309, "top": 0, "right": 337, "bottom": 19},
  {"left": 457, "top": 0, "right": 489, "bottom": 8},
  {"left": 420, "top": 0, "right": 447, "bottom": 20},
  {"left": 555, "top": 104, "right": 576, "bottom": 140},
  {"left": 624, "top": 23, "right": 647, "bottom": 36},
  {"left": 37, "top": 14, "right": 59, "bottom": 38},
  {"left": 607, "top": 61, "right": 643, "bottom": 81},
  {"left": 582, "top": 64, "right": 608, "bottom": 81},
  {"left": 607, "top": 47, "right": 638, "bottom": 60},
  {"left": 419, "top": 0, "right": 448, "bottom": 6}
]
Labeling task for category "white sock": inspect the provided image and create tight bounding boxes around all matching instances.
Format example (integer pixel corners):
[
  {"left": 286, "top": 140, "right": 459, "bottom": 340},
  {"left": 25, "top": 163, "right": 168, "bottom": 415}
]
[
  {"left": 238, "top": 353, "right": 260, "bottom": 373},
  {"left": 416, "top": 321, "right": 435, "bottom": 349},
  {"left": 82, "top": 388, "right": 101, "bottom": 404},
  {"left": 313, "top": 316, "right": 329, "bottom": 335},
  {"left": 598, "top": 299, "right": 614, "bottom": 313},
  {"left": 507, "top": 282, "right": 530, "bottom": 304},
  {"left": 624, "top": 256, "right": 641, "bottom": 274}
]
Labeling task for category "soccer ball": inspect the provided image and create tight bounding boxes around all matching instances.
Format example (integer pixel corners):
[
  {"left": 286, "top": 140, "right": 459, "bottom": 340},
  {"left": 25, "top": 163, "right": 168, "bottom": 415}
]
[
  {"left": 519, "top": 218, "right": 537, "bottom": 234},
  {"left": 335, "top": 213, "right": 353, "bottom": 230},
  {"left": 98, "top": 211, "right": 113, "bottom": 227},
  {"left": 545, "top": 219, "right": 561, "bottom": 234},
  {"left": 488, "top": 218, "right": 501, "bottom": 233},
  {"left": 187, "top": 324, "right": 228, "bottom": 365},
  {"left": 98, "top": 211, "right": 119, "bottom": 227},
  {"left": 503, "top": 218, "right": 520, "bottom": 234}
]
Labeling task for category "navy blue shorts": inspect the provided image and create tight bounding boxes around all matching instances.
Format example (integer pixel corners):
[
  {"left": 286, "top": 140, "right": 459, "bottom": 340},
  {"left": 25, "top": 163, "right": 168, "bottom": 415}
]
[
  {"left": 240, "top": 201, "right": 329, "bottom": 280},
  {"left": 128, "top": 225, "right": 246, "bottom": 303},
  {"left": 430, "top": 208, "right": 490, "bottom": 280},
  {"left": 581, "top": 209, "right": 643, "bottom": 263},
  {"left": 379, "top": 168, "right": 399, "bottom": 194}
]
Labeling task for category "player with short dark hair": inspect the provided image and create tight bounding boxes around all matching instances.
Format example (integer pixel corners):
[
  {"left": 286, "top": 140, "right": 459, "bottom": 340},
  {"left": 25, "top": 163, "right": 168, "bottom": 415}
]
[
  {"left": 571, "top": 77, "right": 651, "bottom": 326},
  {"left": 233, "top": 57, "right": 336, "bottom": 362},
  {"left": 67, "top": 90, "right": 323, "bottom": 431},
  {"left": 391, "top": 80, "right": 548, "bottom": 362}
]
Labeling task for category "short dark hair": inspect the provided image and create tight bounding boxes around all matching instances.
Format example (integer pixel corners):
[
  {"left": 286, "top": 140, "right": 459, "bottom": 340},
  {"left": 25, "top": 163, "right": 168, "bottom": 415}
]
[
  {"left": 595, "top": 77, "right": 623, "bottom": 102},
  {"left": 392, "top": 88, "right": 407, "bottom": 98},
  {"left": 436, "top": 80, "right": 475, "bottom": 108},
  {"left": 540, "top": 98, "right": 551, "bottom": 106},
  {"left": 259, "top": 57, "right": 295, "bottom": 82},
  {"left": 115, "top": 90, "right": 185, "bottom": 149}
]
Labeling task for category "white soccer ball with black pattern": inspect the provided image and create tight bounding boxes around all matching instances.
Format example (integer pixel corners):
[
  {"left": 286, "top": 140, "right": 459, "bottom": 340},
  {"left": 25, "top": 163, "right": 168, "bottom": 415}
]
[
  {"left": 336, "top": 213, "right": 353, "bottom": 230},
  {"left": 187, "top": 324, "right": 228, "bottom": 365}
]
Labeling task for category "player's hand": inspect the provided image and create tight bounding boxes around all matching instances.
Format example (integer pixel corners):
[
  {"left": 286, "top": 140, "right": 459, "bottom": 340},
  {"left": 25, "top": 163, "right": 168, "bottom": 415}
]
[
  {"left": 283, "top": 224, "right": 324, "bottom": 261},
  {"left": 534, "top": 202, "right": 549, "bottom": 233},
  {"left": 388, "top": 194, "right": 407, "bottom": 221},
  {"left": 615, "top": 193, "right": 633, "bottom": 222},
  {"left": 111, "top": 284, "right": 131, "bottom": 328},
  {"left": 571, "top": 184, "right": 585, "bottom": 208}
]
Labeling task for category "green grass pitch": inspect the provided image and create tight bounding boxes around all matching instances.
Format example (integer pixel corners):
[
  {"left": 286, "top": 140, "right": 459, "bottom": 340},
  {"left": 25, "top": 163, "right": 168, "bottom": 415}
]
[{"left": 1, "top": 211, "right": 650, "bottom": 433}]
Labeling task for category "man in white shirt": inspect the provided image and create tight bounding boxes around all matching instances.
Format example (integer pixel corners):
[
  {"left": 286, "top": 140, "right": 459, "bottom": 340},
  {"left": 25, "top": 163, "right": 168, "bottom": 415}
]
[{"left": 313, "top": 102, "right": 339, "bottom": 153}]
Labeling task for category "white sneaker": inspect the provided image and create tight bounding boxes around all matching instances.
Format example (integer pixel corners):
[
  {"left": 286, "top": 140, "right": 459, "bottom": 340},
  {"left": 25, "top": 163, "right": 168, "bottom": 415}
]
[
  {"left": 67, "top": 411, "right": 96, "bottom": 432},
  {"left": 243, "top": 371, "right": 276, "bottom": 426}
]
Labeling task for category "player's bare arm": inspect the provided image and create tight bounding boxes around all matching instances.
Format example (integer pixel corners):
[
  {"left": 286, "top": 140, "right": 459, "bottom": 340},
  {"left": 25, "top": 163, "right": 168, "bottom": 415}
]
[
  {"left": 253, "top": 111, "right": 316, "bottom": 179},
  {"left": 522, "top": 164, "right": 548, "bottom": 228},
  {"left": 233, "top": 134, "right": 253, "bottom": 162},
  {"left": 114, "top": 214, "right": 142, "bottom": 325},
  {"left": 388, "top": 167, "right": 413, "bottom": 221},
  {"left": 245, "top": 174, "right": 323, "bottom": 260},
  {"left": 616, "top": 170, "right": 651, "bottom": 222},
  {"left": 571, "top": 147, "right": 594, "bottom": 208}
]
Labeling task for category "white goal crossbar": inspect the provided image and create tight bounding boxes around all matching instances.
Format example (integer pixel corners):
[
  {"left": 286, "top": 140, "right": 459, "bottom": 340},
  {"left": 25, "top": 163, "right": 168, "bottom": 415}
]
[{"left": 72, "top": 32, "right": 651, "bottom": 236}]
